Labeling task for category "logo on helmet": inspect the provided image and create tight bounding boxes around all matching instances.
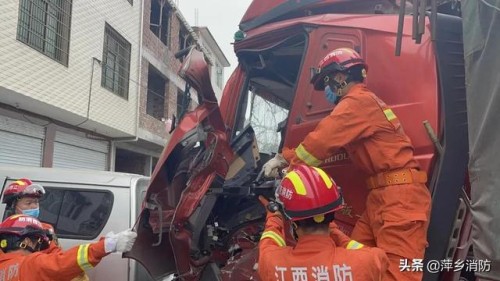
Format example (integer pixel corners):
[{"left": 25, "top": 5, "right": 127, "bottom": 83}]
[
  {"left": 319, "top": 50, "right": 344, "bottom": 66},
  {"left": 17, "top": 216, "right": 42, "bottom": 228},
  {"left": 278, "top": 186, "right": 293, "bottom": 200}
]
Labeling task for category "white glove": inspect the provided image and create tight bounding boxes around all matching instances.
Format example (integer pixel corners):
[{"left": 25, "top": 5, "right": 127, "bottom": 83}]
[
  {"left": 262, "top": 153, "right": 288, "bottom": 178},
  {"left": 104, "top": 229, "right": 138, "bottom": 253}
]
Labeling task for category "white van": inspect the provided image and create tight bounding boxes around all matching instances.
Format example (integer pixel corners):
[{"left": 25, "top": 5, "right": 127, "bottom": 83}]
[{"left": 0, "top": 166, "right": 153, "bottom": 281}]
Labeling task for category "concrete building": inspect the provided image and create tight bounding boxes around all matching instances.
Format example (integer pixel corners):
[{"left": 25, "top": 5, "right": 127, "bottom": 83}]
[{"left": 0, "top": 0, "right": 229, "bottom": 175}]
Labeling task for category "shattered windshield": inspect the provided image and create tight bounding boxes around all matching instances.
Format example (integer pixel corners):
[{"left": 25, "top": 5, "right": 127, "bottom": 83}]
[
  {"left": 242, "top": 89, "right": 288, "bottom": 154},
  {"left": 233, "top": 34, "right": 307, "bottom": 154}
]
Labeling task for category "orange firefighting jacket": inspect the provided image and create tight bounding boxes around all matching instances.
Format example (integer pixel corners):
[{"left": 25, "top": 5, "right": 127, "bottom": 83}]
[
  {"left": 40, "top": 222, "right": 90, "bottom": 281},
  {"left": 258, "top": 214, "right": 389, "bottom": 281},
  {"left": 283, "top": 83, "right": 420, "bottom": 175},
  {"left": 0, "top": 239, "right": 108, "bottom": 281}
]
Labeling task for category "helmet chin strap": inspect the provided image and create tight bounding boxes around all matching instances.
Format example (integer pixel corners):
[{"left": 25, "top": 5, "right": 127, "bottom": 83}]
[
  {"left": 18, "top": 237, "right": 41, "bottom": 253},
  {"left": 336, "top": 73, "right": 354, "bottom": 97},
  {"left": 332, "top": 79, "right": 349, "bottom": 97},
  {"left": 337, "top": 81, "right": 348, "bottom": 96}
]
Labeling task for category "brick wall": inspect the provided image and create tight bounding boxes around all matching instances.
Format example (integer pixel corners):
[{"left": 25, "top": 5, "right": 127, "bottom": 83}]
[{"left": 140, "top": 0, "right": 184, "bottom": 139}]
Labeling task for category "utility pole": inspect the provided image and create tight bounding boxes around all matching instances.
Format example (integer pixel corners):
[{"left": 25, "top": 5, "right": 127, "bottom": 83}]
[{"left": 194, "top": 8, "right": 199, "bottom": 26}]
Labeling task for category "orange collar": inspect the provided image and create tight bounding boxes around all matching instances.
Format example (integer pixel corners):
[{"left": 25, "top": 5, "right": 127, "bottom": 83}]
[
  {"left": 293, "top": 234, "right": 336, "bottom": 252},
  {"left": 338, "top": 83, "right": 366, "bottom": 102},
  {"left": 0, "top": 250, "right": 30, "bottom": 262},
  {"left": 346, "top": 83, "right": 366, "bottom": 95}
]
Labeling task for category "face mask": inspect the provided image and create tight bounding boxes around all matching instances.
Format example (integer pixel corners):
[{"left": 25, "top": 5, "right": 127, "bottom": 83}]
[
  {"left": 21, "top": 208, "right": 40, "bottom": 218},
  {"left": 324, "top": 85, "right": 340, "bottom": 104}
]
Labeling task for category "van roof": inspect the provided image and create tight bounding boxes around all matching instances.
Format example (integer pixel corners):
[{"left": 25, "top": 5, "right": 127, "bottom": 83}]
[{"left": 0, "top": 166, "right": 149, "bottom": 187}]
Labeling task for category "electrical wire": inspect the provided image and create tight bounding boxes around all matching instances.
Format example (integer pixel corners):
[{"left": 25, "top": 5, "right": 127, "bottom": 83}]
[
  {"left": 22, "top": 114, "right": 51, "bottom": 127},
  {"left": 481, "top": 0, "right": 500, "bottom": 12}
]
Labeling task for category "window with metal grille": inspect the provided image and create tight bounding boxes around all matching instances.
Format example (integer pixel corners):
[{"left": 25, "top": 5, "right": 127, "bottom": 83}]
[
  {"left": 147, "top": 66, "right": 167, "bottom": 120},
  {"left": 102, "top": 23, "right": 131, "bottom": 99},
  {"left": 178, "top": 25, "right": 193, "bottom": 62},
  {"left": 16, "top": 0, "right": 72, "bottom": 66},
  {"left": 150, "top": 0, "right": 171, "bottom": 46}
]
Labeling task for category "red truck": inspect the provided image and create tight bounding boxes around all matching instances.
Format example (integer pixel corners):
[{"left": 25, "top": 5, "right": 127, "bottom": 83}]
[{"left": 126, "top": 1, "right": 471, "bottom": 280}]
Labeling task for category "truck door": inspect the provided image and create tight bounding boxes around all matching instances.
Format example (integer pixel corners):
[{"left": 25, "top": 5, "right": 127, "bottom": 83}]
[
  {"left": 285, "top": 26, "right": 367, "bottom": 231},
  {"left": 124, "top": 48, "right": 234, "bottom": 279}
]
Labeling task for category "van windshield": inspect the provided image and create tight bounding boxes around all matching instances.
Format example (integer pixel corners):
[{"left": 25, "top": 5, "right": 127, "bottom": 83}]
[{"left": 233, "top": 34, "right": 307, "bottom": 154}]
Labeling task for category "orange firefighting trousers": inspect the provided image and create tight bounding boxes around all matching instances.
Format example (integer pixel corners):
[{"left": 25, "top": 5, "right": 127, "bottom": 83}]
[{"left": 351, "top": 183, "right": 431, "bottom": 281}]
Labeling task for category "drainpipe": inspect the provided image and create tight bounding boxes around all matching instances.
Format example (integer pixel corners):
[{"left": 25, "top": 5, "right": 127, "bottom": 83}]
[
  {"left": 75, "top": 57, "right": 101, "bottom": 127},
  {"left": 110, "top": 0, "right": 144, "bottom": 171}
]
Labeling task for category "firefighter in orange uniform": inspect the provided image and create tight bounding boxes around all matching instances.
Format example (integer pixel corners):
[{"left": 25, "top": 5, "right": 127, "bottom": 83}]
[
  {"left": 258, "top": 165, "right": 389, "bottom": 281},
  {"left": 3, "top": 179, "right": 46, "bottom": 219},
  {"left": 263, "top": 48, "right": 432, "bottom": 281},
  {"left": 0, "top": 214, "right": 136, "bottom": 281},
  {"left": 2, "top": 178, "right": 89, "bottom": 280},
  {"left": 3, "top": 179, "right": 60, "bottom": 252}
]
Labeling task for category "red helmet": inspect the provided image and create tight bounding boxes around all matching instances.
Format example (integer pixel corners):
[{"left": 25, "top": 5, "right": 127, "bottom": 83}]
[
  {"left": 2, "top": 178, "right": 45, "bottom": 205},
  {"left": 0, "top": 214, "right": 45, "bottom": 238},
  {"left": 41, "top": 222, "right": 55, "bottom": 235},
  {"left": 276, "top": 165, "right": 344, "bottom": 222},
  {"left": 310, "top": 48, "right": 368, "bottom": 91}
]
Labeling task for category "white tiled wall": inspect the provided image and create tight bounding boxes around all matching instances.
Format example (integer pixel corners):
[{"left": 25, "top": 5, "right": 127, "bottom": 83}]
[{"left": 0, "top": 0, "right": 142, "bottom": 136}]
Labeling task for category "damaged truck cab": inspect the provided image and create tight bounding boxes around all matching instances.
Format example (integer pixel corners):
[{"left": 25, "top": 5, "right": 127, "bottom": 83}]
[{"left": 127, "top": 1, "right": 470, "bottom": 281}]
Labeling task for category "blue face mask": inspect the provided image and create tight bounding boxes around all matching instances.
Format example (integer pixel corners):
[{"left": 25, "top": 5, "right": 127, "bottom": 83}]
[
  {"left": 325, "top": 85, "right": 340, "bottom": 104},
  {"left": 21, "top": 208, "right": 40, "bottom": 218}
]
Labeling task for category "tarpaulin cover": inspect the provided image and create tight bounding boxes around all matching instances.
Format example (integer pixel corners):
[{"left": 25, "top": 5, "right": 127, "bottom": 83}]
[{"left": 463, "top": 0, "right": 500, "bottom": 279}]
